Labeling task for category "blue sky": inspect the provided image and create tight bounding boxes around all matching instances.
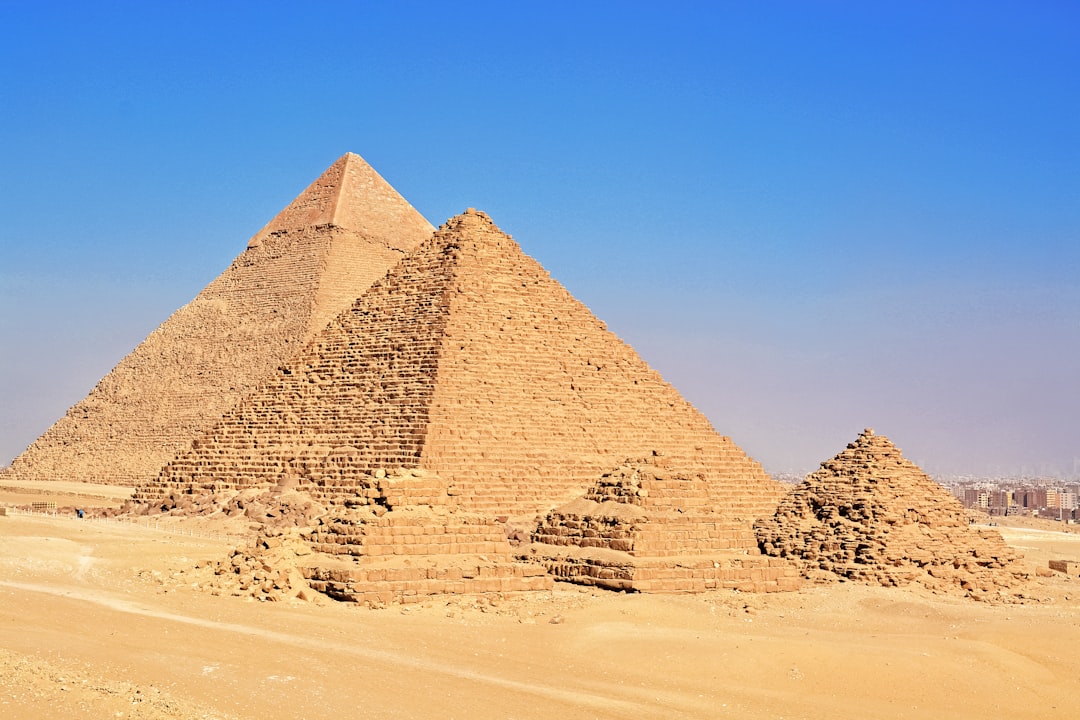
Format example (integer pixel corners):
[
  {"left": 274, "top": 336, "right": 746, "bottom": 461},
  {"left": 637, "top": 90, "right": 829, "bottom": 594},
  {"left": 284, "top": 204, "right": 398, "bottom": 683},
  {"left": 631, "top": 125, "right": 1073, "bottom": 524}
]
[{"left": 1, "top": 1, "right": 1077, "bottom": 477}]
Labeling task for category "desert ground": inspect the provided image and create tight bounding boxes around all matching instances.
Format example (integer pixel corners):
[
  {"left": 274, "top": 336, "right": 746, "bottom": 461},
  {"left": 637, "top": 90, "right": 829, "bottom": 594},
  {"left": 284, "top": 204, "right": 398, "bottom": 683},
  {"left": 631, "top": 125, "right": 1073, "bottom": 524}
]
[{"left": 2, "top": 480, "right": 1080, "bottom": 720}]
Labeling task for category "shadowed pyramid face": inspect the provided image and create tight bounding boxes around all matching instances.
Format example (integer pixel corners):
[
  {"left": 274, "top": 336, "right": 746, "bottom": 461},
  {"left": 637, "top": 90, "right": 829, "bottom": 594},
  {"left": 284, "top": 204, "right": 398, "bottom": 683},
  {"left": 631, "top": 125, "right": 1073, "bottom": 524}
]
[
  {"left": 7, "top": 153, "right": 433, "bottom": 486},
  {"left": 148, "top": 208, "right": 783, "bottom": 521}
]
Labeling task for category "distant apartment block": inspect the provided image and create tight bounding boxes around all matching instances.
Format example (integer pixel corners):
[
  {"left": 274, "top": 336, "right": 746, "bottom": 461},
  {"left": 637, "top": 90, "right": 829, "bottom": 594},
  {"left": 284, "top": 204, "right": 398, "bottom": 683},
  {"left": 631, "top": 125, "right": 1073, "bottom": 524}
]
[{"left": 942, "top": 478, "right": 1080, "bottom": 521}]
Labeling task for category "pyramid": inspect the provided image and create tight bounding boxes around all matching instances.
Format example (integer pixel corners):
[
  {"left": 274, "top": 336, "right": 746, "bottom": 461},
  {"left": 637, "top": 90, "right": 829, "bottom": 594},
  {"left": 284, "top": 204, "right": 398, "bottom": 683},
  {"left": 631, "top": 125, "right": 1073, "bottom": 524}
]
[
  {"left": 183, "top": 471, "right": 553, "bottom": 605},
  {"left": 138, "top": 209, "right": 785, "bottom": 526},
  {"left": 530, "top": 455, "right": 801, "bottom": 593},
  {"left": 5, "top": 153, "right": 433, "bottom": 486},
  {"left": 755, "top": 429, "right": 1032, "bottom": 597}
]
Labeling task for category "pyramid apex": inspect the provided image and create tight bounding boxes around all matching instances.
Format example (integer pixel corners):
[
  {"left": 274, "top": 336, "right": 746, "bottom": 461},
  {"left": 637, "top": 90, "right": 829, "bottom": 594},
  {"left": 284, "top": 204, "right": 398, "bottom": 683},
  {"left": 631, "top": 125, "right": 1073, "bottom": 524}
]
[
  {"left": 844, "top": 427, "right": 899, "bottom": 455},
  {"left": 247, "top": 152, "right": 433, "bottom": 248},
  {"left": 437, "top": 208, "right": 508, "bottom": 238}
]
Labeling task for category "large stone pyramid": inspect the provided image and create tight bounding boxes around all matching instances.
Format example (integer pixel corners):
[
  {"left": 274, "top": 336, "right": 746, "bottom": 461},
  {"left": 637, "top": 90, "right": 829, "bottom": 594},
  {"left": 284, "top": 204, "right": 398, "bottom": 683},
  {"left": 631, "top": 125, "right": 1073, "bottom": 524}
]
[
  {"left": 755, "top": 429, "right": 1032, "bottom": 597},
  {"left": 6, "top": 153, "right": 433, "bottom": 486},
  {"left": 139, "top": 209, "right": 784, "bottom": 525}
]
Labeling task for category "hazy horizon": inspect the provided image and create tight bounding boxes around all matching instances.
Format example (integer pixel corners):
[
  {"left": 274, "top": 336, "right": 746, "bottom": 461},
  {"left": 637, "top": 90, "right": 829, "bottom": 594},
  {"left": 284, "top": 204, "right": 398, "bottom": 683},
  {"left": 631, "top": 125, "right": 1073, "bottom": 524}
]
[{"left": 2, "top": 2, "right": 1077, "bottom": 479}]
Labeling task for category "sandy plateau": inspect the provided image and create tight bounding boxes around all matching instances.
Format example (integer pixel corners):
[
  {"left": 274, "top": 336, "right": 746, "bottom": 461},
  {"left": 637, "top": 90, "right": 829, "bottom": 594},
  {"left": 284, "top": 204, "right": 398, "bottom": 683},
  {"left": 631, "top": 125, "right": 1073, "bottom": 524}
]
[{"left": 0, "top": 483, "right": 1078, "bottom": 719}]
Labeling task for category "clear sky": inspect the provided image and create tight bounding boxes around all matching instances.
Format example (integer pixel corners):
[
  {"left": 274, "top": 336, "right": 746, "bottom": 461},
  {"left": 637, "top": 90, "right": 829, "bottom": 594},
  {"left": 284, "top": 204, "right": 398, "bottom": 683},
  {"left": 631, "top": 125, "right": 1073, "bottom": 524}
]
[{"left": 1, "top": 1, "right": 1077, "bottom": 478}]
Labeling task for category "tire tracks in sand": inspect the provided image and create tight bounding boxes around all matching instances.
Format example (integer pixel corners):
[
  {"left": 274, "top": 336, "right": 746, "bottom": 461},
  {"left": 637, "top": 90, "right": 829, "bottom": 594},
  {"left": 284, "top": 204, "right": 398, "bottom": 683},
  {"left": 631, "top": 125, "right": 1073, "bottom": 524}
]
[{"left": 0, "top": 580, "right": 655, "bottom": 717}]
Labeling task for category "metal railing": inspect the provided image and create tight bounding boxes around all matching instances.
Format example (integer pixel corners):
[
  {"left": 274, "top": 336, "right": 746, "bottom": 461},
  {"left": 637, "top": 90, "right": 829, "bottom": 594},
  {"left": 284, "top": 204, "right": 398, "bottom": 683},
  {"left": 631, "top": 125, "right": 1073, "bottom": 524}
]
[{"left": 2, "top": 505, "right": 248, "bottom": 543}]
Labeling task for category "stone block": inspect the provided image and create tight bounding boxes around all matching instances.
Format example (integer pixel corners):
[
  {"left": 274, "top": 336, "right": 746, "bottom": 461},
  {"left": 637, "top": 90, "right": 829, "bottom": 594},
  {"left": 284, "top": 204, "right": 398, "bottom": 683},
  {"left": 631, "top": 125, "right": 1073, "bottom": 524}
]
[{"left": 1049, "top": 559, "right": 1080, "bottom": 576}]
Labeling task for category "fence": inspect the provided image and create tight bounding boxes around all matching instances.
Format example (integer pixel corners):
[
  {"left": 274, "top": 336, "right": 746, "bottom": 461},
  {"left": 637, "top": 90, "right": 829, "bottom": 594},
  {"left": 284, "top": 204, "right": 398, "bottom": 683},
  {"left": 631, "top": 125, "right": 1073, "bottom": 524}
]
[{"left": 1, "top": 505, "right": 247, "bottom": 543}]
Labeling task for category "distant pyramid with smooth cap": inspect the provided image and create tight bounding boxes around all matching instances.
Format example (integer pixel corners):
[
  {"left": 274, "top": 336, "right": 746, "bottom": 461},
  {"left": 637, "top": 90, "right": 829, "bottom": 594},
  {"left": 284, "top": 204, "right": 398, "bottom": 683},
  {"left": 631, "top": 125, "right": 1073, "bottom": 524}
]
[
  {"left": 755, "top": 429, "right": 1033, "bottom": 598},
  {"left": 6, "top": 153, "right": 433, "bottom": 486},
  {"left": 141, "top": 209, "right": 785, "bottom": 528}
]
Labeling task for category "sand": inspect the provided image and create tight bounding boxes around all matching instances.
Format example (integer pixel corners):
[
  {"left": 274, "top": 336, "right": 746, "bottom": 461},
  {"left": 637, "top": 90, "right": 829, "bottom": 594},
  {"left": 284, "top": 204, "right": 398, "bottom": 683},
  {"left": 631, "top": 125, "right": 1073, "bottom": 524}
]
[{"left": 3, "top": 489, "right": 1080, "bottom": 719}]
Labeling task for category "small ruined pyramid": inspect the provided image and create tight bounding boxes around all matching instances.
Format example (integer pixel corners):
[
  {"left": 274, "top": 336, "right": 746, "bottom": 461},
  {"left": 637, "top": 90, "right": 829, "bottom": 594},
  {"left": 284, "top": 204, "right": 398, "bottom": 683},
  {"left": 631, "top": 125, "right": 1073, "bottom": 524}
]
[
  {"left": 141, "top": 209, "right": 784, "bottom": 527},
  {"left": 6, "top": 153, "right": 433, "bottom": 486},
  {"left": 755, "top": 429, "right": 1031, "bottom": 597},
  {"left": 530, "top": 455, "right": 801, "bottom": 593},
  {"left": 192, "top": 470, "right": 554, "bottom": 605}
]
